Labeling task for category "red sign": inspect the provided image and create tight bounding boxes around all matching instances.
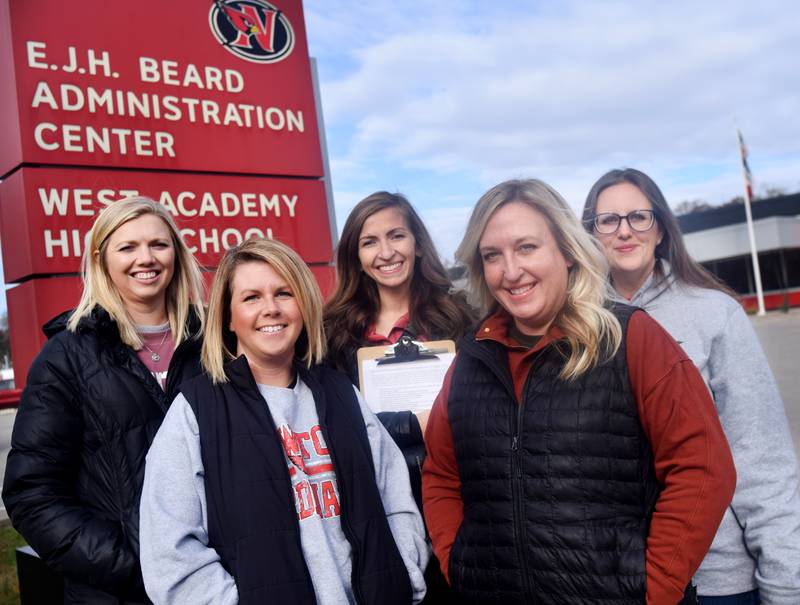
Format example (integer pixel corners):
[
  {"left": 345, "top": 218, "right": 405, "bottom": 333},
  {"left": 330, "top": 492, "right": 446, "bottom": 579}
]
[
  {"left": 0, "top": 0, "right": 322, "bottom": 177},
  {"left": 0, "top": 167, "right": 334, "bottom": 283},
  {"left": 6, "top": 277, "right": 83, "bottom": 387},
  {"left": 0, "top": 0, "right": 335, "bottom": 386}
]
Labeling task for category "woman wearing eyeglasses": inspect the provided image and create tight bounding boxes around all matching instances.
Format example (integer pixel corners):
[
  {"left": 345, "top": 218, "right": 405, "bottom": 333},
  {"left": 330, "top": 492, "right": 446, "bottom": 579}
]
[{"left": 583, "top": 168, "right": 800, "bottom": 605}]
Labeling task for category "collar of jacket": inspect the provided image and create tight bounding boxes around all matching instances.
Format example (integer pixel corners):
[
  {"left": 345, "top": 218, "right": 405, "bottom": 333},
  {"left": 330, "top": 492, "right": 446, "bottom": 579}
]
[
  {"left": 459, "top": 311, "right": 576, "bottom": 403},
  {"left": 458, "top": 326, "right": 518, "bottom": 402}
]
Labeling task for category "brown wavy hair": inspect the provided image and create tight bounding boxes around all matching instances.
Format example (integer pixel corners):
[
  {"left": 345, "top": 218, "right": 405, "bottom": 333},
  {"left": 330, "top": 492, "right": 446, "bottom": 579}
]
[
  {"left": 324, "top": 192, "right": 474, "bottom": 374},
  {"left": 582, "top": 168, "right": 734, "bottom": 295}
]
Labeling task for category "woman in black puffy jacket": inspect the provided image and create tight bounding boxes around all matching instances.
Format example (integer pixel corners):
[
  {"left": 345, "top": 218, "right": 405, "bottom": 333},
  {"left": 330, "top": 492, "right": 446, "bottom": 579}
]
[
  {"left": 324, "top": 191, "right": 474, "bottom": 604},
  {"left": 2, "top": 197, "right": 205, "bottom": 605}
]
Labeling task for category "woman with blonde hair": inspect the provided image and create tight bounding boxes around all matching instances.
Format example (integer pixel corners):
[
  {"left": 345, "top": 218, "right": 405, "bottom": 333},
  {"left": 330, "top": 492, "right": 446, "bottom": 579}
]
[
  {"left": 3, "top": 196, "right": 205, "bottom": 604},
  {"left": 422, "top": 179, "right": 736, "bottom": 604},
  {"left": 139, "top": 238, "right": 428, "bottom": 605}
]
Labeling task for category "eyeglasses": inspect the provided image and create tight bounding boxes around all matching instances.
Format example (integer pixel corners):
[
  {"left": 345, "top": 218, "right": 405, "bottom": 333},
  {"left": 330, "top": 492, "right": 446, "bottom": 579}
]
[{"left": 591, "top": 209, "right": 656, "bottom": 234}]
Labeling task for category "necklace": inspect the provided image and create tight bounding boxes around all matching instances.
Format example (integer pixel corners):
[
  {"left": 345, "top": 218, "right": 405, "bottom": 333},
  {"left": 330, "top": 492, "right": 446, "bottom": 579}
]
[{"left": 141, "top": 329, "right": 169, "bottom": 362}]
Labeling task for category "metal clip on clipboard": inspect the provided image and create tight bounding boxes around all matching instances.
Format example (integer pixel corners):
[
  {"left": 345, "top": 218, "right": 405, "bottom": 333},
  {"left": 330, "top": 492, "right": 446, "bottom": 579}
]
[{"left": 376, "top": 335, "right": 447, "bottom": 365}]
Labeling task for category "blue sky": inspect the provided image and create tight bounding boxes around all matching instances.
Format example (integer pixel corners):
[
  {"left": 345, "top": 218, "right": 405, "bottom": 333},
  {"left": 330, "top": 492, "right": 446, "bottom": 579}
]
[
  {"left": 304, "top": 0, "right": 800, "bottom": 260},
  {"left": 2, "top": 0, "right": 799, "bottom": 314}
]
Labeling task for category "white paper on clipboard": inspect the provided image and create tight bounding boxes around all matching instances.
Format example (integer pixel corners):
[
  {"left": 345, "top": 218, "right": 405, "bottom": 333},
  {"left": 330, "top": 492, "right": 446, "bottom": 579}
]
[{"left": 357, "top": 340, "right": 455, "bottom": 414}]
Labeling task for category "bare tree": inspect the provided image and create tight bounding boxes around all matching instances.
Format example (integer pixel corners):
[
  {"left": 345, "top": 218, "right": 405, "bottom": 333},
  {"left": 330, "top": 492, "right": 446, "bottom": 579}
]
[
  {"left": 758, "top": 185, "right": 787, "bottom": 199},
  {"left": 674, "top": 199, "right": 713, "bottom": 215},
  {"left": 720, "top": 196, "right": 744, "bottom": 207}
]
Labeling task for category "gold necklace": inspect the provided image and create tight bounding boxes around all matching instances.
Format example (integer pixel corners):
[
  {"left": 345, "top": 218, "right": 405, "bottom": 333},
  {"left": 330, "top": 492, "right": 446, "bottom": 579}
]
[{"left": 141, "top": 329, "right": 169, "bottom": 362}]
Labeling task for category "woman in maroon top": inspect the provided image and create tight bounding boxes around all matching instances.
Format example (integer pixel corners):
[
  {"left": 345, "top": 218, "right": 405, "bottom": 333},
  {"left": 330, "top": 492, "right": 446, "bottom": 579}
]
[
  {"left": 422, "top": 179, "right": 735, "bottom": 605},
  {"left": 324, "top": 191, "right": 474, "bottom": 604}
]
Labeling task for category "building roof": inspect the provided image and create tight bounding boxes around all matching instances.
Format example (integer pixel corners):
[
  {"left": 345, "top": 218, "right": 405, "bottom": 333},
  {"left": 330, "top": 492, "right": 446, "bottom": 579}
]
[{"left": 677, "top": 192, "right": 800, "bottom": 234}]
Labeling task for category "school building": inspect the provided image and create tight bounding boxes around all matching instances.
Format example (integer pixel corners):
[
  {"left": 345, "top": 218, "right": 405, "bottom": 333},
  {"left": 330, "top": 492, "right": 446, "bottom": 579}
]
[{"left": 678, "top": 193, "right": 800, "bottom": 311}]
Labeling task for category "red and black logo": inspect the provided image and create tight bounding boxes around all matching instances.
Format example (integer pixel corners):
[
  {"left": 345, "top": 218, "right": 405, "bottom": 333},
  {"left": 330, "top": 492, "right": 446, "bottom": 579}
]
[{"left": 209, "top": 0, "right": 295, "bottom": 64}]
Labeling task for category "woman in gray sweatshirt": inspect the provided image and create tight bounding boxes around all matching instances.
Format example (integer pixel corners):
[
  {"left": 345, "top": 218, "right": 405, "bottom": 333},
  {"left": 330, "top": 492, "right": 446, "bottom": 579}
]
[
  {"left": 139, "top": 238, "right": 428, "bottom": 605},
  {"left": 583, "top": 168, "right": 800, "bottom": 605}
]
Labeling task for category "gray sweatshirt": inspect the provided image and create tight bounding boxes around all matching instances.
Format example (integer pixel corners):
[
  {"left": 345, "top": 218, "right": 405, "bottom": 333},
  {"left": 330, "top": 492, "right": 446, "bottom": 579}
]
[
  {"left": 614, "top": 261, "right": 800, "bottom": 603},
  {"left": 140, "top": 378, "right": 429, "bottom": 605}
]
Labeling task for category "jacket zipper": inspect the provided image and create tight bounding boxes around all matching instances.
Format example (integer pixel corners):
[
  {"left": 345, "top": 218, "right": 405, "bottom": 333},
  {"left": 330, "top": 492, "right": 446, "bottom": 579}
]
[
  {"left": 163, "top": 337, "right": 194, "bottom": 403},
  {"left": 130, "top": 335, "right": 197, "bottom": 411},
  {"left": 116, "top": 343, "right": 168, "bottom": 527},
  {"left": 304, "top": 372, "right": 363, "bottom": 605},
  {"left": 126, "top": 344, "right": 169, "bottom": 412},
  {"left": 466, "top": 338, "right": 538, "bottom": 602},
  {"left": 512, "top": 371, "right": 535, "bottom": 603}
]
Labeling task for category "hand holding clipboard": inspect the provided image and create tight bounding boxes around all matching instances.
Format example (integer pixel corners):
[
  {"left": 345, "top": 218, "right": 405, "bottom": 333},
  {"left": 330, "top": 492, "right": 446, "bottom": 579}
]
[{"left": 357, "top": 338, "right": 456, "bottom": 414}]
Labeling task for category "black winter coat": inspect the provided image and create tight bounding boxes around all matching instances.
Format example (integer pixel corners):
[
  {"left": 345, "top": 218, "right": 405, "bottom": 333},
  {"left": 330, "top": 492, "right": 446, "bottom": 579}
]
[{"left": 2, "top": 307, "right": 203, "bottom": 605}]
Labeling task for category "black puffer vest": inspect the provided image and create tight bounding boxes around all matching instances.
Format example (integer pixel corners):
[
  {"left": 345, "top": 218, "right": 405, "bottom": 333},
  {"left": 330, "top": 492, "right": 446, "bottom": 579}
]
[
  {"left": 180, "top": 357, "right": 413, "bottom": 605},
  {"left": 448, "top": 305, "right": 659, "bottom": 605}
]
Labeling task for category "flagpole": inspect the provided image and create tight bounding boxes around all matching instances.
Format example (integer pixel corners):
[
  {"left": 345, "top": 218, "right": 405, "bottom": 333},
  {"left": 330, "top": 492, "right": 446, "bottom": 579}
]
[{"left": 736, "top": 129, "right": 766, "bottom": 316}]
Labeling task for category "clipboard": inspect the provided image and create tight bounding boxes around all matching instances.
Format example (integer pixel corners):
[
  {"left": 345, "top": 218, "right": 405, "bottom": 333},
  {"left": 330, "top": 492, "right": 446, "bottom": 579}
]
[{"left": 357, "top": 337, "right": 456, "bottom": 414}]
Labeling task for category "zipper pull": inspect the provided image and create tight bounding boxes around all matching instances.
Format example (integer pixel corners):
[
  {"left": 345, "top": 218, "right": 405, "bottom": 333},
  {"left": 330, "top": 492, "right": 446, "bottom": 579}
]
[{"left": 511, "top": 435, "right": 518, "bottom": 451}]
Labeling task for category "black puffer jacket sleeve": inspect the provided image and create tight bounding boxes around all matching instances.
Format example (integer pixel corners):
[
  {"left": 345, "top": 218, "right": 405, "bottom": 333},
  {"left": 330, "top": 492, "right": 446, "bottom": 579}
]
[
  {"left": 377, "top": 411, "right": 425, "bottom": 511},
  {"left": 2, "top": 336, "right": 139, "bottom": 595}
]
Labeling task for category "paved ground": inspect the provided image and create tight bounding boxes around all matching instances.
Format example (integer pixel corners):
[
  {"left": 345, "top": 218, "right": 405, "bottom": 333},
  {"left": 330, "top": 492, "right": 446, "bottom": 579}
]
[
  {"left": 0, "top": 309, "right": 797, "bottom": 524},
  {"left": 750, "top": 307, "right": 800, "bottom": 458}
]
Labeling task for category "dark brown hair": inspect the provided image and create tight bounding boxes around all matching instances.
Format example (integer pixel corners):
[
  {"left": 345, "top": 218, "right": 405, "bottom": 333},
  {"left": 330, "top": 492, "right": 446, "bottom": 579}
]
[
  {"left": 324, "top": 192, "right": 474, "bottom": 374},
  {"left": 582, "top": 168, "right": 734, "bottom": 295}
]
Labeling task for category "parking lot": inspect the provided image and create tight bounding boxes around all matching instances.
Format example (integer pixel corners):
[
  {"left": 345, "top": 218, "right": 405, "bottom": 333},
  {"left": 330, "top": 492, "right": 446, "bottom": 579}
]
[{"left": 750, "top": 308, "right": 800, "bottom": 456}]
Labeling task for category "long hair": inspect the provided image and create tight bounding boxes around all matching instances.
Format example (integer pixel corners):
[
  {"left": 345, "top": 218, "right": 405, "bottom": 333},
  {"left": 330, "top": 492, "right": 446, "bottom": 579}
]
[
  {"left": 456, "top": 179, "right": 622, "bottom": 380},
  {"left": 202, "top": 238, "right": 325, "bottom": 383},
  {"left": 324, "top": 191, "right": 474, "bottom": 374},
  {"left": 582, "top": 168, "right": 734, "bottom": 295},
  {"left": 68, "top": 196, "right": 205, "bottom": 348}
]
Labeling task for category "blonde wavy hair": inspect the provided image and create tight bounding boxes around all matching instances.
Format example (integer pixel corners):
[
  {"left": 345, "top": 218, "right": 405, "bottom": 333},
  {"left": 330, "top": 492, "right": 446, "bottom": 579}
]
[
  {"left": 202, "top": 238, "right": 326, "bottom": 383},
  {"left": 68, "top": 196, "right": 205, "bottom": 348},
  {"left": 456, "top": 179, "right": 622, "bottom": 380}
]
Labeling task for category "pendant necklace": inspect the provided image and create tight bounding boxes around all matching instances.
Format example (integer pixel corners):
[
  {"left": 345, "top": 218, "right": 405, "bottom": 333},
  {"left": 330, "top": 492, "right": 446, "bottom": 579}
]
[{"left": 142, "top": 329, "right": 169, "bottom": 362}]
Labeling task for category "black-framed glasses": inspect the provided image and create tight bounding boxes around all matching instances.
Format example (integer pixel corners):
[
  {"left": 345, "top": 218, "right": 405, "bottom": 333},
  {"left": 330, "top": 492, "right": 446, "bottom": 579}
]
[{"left": 591, "top": 209, "right": 656, "bottom": 234}]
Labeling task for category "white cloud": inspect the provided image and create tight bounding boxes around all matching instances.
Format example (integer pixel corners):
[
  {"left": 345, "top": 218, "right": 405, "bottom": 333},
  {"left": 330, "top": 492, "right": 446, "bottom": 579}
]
[
  {"left": 418, "top": 205, "right": 473, "bottom": 264},
  {"left": 307, "top": 0, "right": 800, "bottom": 259}
]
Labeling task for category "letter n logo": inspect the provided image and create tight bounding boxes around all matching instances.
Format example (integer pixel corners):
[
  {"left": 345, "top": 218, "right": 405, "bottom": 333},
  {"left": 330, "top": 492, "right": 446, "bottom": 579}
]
[{"left": 209, "top": 0, "right": 295, "bottom": 64}]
